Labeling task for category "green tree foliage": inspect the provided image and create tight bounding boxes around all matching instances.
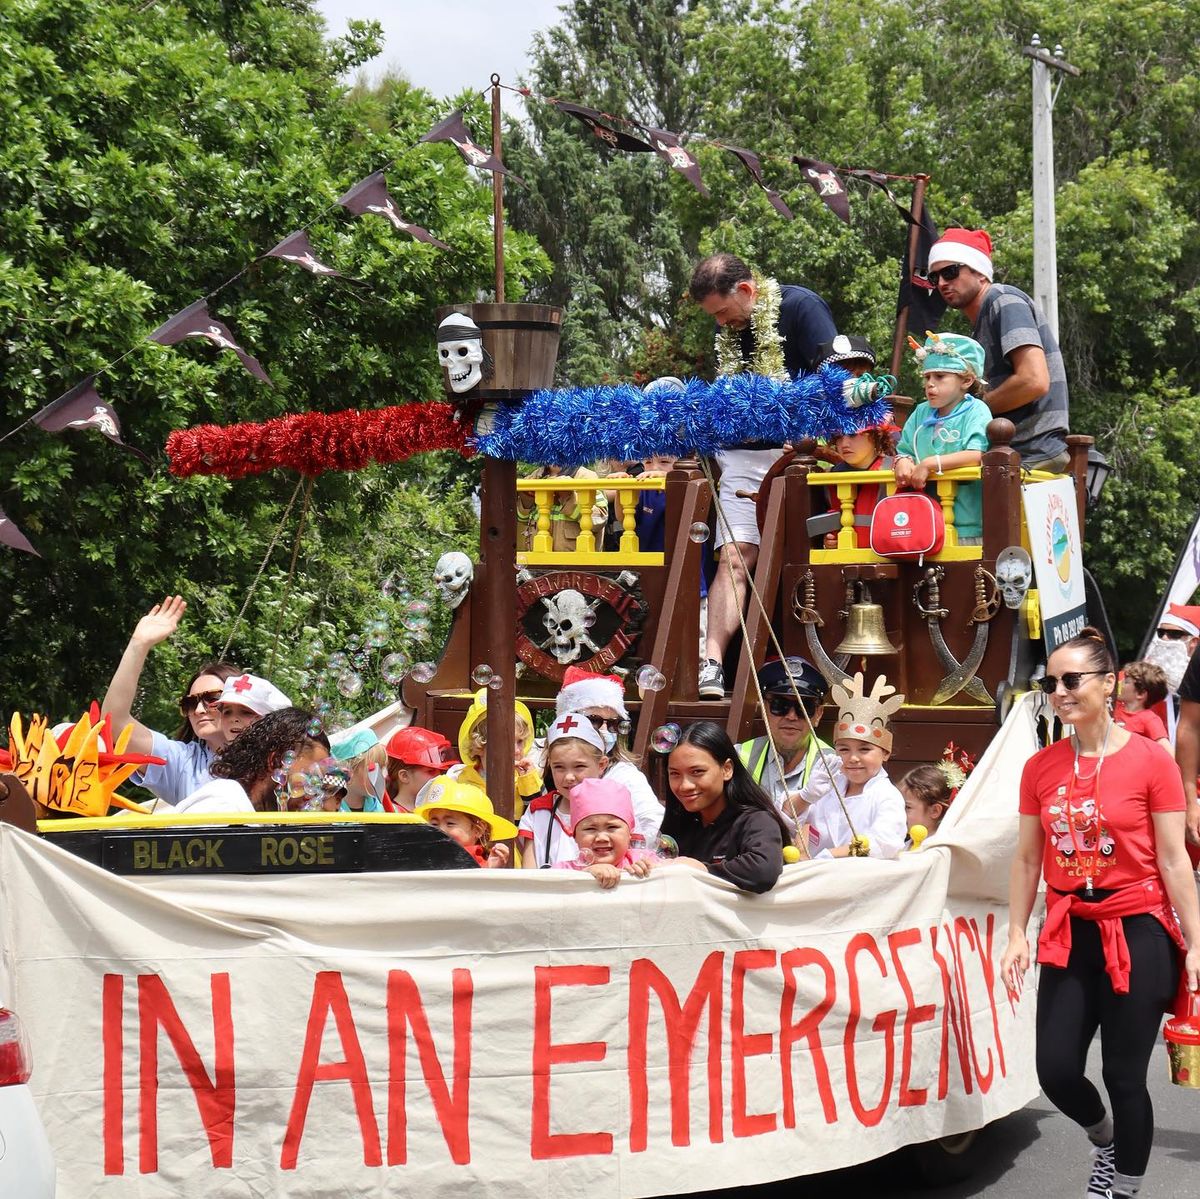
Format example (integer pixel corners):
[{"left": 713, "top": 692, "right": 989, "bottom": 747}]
[
  {"left": 507, "top": 0, "right": 1200, "bottom": 646},
  {"left": 0, "top": 0, "right": 547, "bottom": 728}
]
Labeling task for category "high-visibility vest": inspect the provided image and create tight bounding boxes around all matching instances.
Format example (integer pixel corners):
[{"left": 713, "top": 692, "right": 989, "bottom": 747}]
[{"left": 736, "top": 733, "right": 829, "bottom": 792}]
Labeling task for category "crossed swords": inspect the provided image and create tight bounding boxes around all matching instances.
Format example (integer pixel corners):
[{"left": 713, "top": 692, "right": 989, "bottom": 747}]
[
  {"left": 914, "top": 565, "right": 1001, "bottom": 704},
  {"left": 794, "top": 566, "right": 1000, "bottom": 703}
]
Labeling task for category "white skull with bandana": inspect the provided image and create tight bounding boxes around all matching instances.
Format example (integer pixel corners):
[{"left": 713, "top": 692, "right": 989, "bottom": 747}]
[{"left": 437, "top": 314, "right": 493, "bottom": 394}]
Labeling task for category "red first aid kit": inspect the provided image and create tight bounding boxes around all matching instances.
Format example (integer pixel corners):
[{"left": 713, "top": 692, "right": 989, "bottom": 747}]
[{"left": 869, "top": 490, "right": 945, "bottom": 562}]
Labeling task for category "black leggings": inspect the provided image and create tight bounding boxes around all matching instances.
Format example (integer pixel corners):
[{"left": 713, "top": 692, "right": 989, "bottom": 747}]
[{"left": 1036, "top": 913, "right": 1179, "bottom": 1176}]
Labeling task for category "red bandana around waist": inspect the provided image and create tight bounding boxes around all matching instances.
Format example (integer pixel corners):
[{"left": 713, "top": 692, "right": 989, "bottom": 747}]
[{"left": 1039, "top": 877, "right": 1185, "bottom": 994}]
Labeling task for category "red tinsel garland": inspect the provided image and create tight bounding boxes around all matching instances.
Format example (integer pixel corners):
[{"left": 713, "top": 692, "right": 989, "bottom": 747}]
[{"left": 166, "top": 402, "right": 471, "bottom": 478}]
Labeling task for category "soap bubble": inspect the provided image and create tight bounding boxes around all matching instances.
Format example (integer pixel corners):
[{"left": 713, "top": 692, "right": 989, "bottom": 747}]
[
  {"left": 308, "top": 638, "right": 325, "bottom": 656},
  {"left": 316, "top": 698, "right": 334, "bottom": 716},
  {"left": 410, "top": 661, "right": 437, "bottom": 683},
  {"left": 651, "top": 723, "right": 681, "bottom": 753},
  {"left": 281, "top": 750, "right": 297, "bottom": 770},
  {"left": 333, "top": 710, "right": 355, "bottom": 730},
  {"left": 406, "top": 599, "right": 431, "bottom": 617},
  {"left": 635, "top": 665, "right": 667, "bottom": 696},
  {"left": 575, "top": 847, "right": 596, "bottom": 867},
  {"left": 487, "top": 675, "right": 504, "bottom": 692},
  {"left": 306, "top": 717, "right": 324, "bottom": 738},
  {"left": 618, "top": 719, "right": 631, "bottom": 736},
  {"left": 270, "top": 768, "right": 287, "bottom": 787},
  {"left": 346, "top": 634, "right": 361, "bottom": 652},
  {"left": 471, "top": 663, "right": 494, "bottom": 687},
  {"left": 337, "top": 671, "right": 364, "bottom": 699},
  {"left": 689, "top": 522, "right": 710, "bottom": 543},
  {"left": 654, "top": 834, "right": 679, "bottom": 860},
  {"left": 366, "top": 623, "right": 389, "bottom": 649},
  {"left": 380, "top": 653, "right": 409, "bottom": 685},
  {"left": 328, "top": 651, "right": 349, "bottom": 672}
]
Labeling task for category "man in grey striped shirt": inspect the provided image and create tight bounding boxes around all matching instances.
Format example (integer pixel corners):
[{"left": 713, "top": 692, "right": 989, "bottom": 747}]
[{"left": 927, "top": 228, "right": 1070, "bottom": 470}]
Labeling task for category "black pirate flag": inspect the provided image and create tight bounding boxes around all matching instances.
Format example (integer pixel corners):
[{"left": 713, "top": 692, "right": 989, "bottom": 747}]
[
  {"left": 839, "top": 169, "right": 947, "bottom": 329},
  {"left": 898, "top": 206, "right": 947, "bottom": 332},
  {"left": 548, "top": 100, "right": 655, "bottom": 153},
  {"left": 266, "top": 230, "right": 343, "bottom": 276},
  {"left": 149, "top": 300, "right": 270, "bottom": 384},
  {"left": 722, "top": 145, "right": 793, "bottom": 219},
  {"left": 33, "top": 376, "right": 151, "bottom": 464},
  {"left": 0, "top": 506, "right": 39, "bottom": 556},
  {"left": 792, "top": 157, "right": 851, "bottom": 224},
  {"left": 335, "top": 173, "right": 450, "bottom": 249},
  {"left": 644, "top": 127, "right": 708, "bottom": 197},
  {"left": 421, "top": 109, "right": 516, "bottom": 178}
]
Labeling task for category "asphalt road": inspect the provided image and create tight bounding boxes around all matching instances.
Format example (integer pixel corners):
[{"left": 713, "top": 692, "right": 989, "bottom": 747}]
[{"left": 685, "top": 1037, "right": 1200, "bottom": 1198}]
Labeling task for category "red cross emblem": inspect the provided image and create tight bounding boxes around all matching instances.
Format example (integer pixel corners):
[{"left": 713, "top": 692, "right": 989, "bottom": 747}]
[
  {"left": 232, "top": 675, "right": 253, "bottom": 694},
  {"left": 556, "top": 715, "right": 579, "bottom": 735}
]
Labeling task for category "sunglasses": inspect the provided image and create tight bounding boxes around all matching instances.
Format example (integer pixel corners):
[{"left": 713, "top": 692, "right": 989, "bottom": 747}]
[
  {"left": 587, "top": 714, "right": 622, "bottom": 733},
  {"left": 1156, "top": 628, "right": 1190, "bottom": 642},
  {"left": 1036, "top": 670, "right": 1108, "bottom": 694},
  {"left": 926, "top": 264, "right": 963, "bottom": 286},
  {"left": 180, "top": 688, "right": 223, "bottom": 714},
  {"left": 766, "top": 696, "right": 815, "bottom": 719}
]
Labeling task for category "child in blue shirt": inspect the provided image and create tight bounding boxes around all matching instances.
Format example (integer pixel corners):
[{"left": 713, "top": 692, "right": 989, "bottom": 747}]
[{"left": 894, "top": 332, "right": 992, "bottom": 542}]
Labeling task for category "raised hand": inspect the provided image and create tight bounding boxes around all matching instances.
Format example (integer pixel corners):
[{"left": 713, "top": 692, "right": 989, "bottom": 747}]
[{"left": 132, "top": 595, "right": 187, "bottom": 648}]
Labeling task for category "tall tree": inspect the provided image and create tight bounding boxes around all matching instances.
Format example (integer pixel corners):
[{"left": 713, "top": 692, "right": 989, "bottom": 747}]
[{"left": 0, "top": 0, "right": 546, "bottom": 726}]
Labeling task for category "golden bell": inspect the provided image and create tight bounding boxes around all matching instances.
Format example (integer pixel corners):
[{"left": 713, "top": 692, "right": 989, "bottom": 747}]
[{"left": 834, "top": 602, "right": 899, "bottom": 656}]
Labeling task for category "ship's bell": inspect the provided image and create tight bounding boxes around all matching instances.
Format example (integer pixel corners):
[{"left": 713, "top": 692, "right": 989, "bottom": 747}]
[{"left": 834, "top": 602, "right": 899, "bottom": 655}]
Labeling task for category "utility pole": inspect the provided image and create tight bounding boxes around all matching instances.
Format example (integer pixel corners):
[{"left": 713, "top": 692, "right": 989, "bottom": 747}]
[{"left": 1022, "top": 34, "right": 1080, "bottom": 341}]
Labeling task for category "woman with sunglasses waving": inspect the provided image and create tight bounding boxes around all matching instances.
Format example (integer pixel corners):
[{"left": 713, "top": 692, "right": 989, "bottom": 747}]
[
  {"left": 1002, "top": 627, "right": 1200, "bottom": 1199},
  {"left": 101, "top": 595, "right": 241, "bottom": 806}
]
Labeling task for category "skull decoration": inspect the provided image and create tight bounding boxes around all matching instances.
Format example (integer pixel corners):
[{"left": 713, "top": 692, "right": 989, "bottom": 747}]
[
  {"left": 433, "top": 551, "right": 474, "bottom": 608},
  {"left": 996, "top": 546, "right": 1033, "bottom": 609},
  {"left": 540, "top": 589, "right": 602, "bottom": 665},
  {"left": 437, "top": 314, "right": 494, "bottom": 395}
]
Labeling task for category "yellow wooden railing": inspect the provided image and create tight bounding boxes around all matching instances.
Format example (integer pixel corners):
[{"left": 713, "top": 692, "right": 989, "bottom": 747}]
[
  {"left": 516, "top": 476, "right": 667, "bottom": 567},
  {"left": 808, "top": 465, "right": 1061, "bottom": 564}
]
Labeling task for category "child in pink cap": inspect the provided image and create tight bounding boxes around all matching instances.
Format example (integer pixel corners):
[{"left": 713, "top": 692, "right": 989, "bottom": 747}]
[{"left": 557, "top": 777, "right": 657, "bottom": 889}]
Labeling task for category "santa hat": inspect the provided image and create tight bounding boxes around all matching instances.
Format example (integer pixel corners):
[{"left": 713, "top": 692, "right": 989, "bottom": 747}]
[
  {"left": 927, "top": 228, "right": 994, "bottom": 282},
  {"left": 1159, "top": 603, "right": 1200, "bottom": 638},
  {"left": 555, "top": 667, "right": 628, "bottom": 719}
]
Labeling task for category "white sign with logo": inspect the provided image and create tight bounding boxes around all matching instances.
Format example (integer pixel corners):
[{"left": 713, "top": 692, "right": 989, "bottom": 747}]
[{"left": 1022, "top": 477, "right": 1087, "bottom": 653}]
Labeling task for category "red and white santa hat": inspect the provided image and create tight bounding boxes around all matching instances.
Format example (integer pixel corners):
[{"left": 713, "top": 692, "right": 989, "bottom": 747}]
[
  {"left": 217, "top": 673, "right": 292, "bottom": 716},
  {"left": 555, "top": 666, "right": 628, "bottom": 719},
  {"left": 1158, "top": 603, "right": 1200, "bottom": 639},
  {"left": 927, "top": 228, "right": 994, "bottom": 282}
]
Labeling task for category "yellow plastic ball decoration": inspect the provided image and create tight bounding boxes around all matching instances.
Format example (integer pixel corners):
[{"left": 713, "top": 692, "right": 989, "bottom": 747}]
[
  {"left": 908, "top": 824, "right": 929, "bottom": 850},
  {"left": 782, "top": 845, "right": 802, "bottom": 864}
]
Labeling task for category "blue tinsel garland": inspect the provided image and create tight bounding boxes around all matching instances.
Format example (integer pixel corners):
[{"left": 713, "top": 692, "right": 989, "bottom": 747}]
[{"left": 472, "top": 367, "right": 894, "bottom": 465}]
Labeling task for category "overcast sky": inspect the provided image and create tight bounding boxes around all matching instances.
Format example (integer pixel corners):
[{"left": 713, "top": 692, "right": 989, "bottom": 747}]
[{"left": 315, "top": 0, "right": 564, "bottom": 105}]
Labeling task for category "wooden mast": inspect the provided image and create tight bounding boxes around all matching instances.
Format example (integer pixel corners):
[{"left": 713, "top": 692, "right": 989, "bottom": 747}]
[{"left": 481, "top": 74, "right": 518, "bottom": 824}]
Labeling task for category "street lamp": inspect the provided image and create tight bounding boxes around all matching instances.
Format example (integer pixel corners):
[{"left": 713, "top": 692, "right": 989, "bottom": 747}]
[{"left": 1085, "top": 447, "right": 1110, "bottom": 509}]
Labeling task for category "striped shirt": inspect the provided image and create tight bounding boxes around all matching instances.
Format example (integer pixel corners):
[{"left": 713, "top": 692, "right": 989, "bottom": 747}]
[{"left": 972, "top": 284, "right": 1069, "bottom": 466}]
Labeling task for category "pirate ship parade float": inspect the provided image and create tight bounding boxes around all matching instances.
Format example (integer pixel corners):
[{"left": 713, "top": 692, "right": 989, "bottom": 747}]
[{"left": 0, "top": 81, "right": 1107, "bottom": 1198}]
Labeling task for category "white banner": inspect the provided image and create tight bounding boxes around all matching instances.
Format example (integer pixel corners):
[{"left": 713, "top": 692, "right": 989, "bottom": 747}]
[
  {"left": 0, "top": 704, "right": 1041, "bottom": 1199},
  {"left": 1023, "top": 476, "right": 1087, "bottom": 653}
]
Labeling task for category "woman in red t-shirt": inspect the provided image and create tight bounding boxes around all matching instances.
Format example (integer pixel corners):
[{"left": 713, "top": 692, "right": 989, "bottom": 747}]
[{"left": 1002, "top": 628, "right": 1200, "bottom": 1199}]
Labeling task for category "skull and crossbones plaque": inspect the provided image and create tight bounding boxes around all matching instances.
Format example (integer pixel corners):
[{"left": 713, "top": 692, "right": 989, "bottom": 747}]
[{"left": 515, "top": 570, "right": 647, "bottom": 682}]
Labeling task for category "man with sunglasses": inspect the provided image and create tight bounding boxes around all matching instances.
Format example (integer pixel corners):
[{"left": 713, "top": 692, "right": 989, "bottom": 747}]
[
  {"left": 926, "top": 228, "right": 1069, "bottom": 470},
  {"left": 736, "top": 657, "right": 837, "bottom": 817}
]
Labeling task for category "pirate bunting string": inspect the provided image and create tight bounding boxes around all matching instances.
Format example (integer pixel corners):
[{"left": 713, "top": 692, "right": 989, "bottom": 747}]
[{"left": 4, "top": 75, "right": 927, "bottom": 548}]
